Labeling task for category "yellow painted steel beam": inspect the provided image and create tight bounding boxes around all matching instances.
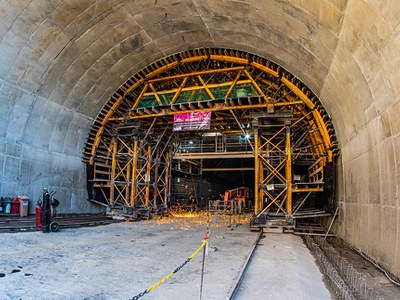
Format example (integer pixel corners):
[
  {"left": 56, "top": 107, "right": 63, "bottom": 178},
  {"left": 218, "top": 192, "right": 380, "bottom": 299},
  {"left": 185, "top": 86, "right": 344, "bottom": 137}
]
[
  {"left": 171, "top": 77, "right": 188, "bottom": 104},
  {"left": 101, "top": 79, "right": 145, "bottom": 126},
  {"left": 250, "top": 62, "right": 279, "bottom": 78},
  {"left": 261, "top": 126, "right": 286, "bottom": 151},
  {"left": 294, "top": 104, "right": 325, "bottom": 157},
  {"left": 181, "top": 55, "right": 208, "bottom": 63},
  {"left": 90, "top": 126, "right": 104, "bottom": 165},
  {"left": 148, "top": 66, "right": 245, "bottom": 84},
  {"left": 130, "top": 140, "right": 138, "bottom": 207},
  {"left": 125, "top": 162, "right": 131, "bottom": 205},
  {"left": 144, "top": 80, "right": 253, "bottom": 97},
  {"left": 261, "top": 158, "right": 287, "bottom": 184},
  {"left": 145, "top": 61, "right": 179, "bottom": 79},
  {"left": 285, "top": 124, "right": 292, "bottom": 216},
  {"left": 95, "top": 59, "right": 183, "bottom": 135},
  {"left": 86, "top": 51, "right": 339, "bottom": 214},
  {"left": 243, "top": 69, "right": 269, "bottom": 103},
  {"left": 109, "top": 100, "right": 304, "bottom": 122},
  {"left": 259, "top": 159, "right": 264, "bottom": 213},
  {"left": 164, "top": 151, "right": 171, "bottom": 206},
  {"left": 114, "top": 184, "right": 129, "bottom": 206},
  {"left": 261, "top": 137, "right": 285, "bottom": 156},
  {"left": 254, "top": 128, "right": 260, "bottom": 215},
  {"left": 224, "top": 72, "right": 242, "bottom": 98},
  {"left": 152, "top": 149, "right": 160, "bottom": 209},
  {"left": 197, "top": 75, "right": 215, "bottom": 100},
  {"left": 132, "top": 83, "right": 149, "bottom": 109},
  {"left": 149, "top": 83, "right": 163, "bottom": 106},
  {"left": 293, "top": 187, "right": 323, "bottom": 193},
  {"left": 260, "top": 188, "right": 287, "bottom": 215},
  {"left": 114, "top": 156, "right": 133, "bottom": 179},
  {"left": 328, "top": 150, "right": 333, "bottom": 163},
  {"left": 281, "top": 78, "right": 315, "bottom": 109},
  {"left": 281, "top": 77, "right": 332, "bottom": 150},
  {"left": 110, "top": 138, "right": 117, "bottom": 206},
  {"left": 312, "top": 110, "right": 332, "bottom": 149},
  {"left": 209, "top": 54, "right": 248, "bottom": 65},
  {"left": 145, "top": 145, "right": 152, "bottom": 207}
]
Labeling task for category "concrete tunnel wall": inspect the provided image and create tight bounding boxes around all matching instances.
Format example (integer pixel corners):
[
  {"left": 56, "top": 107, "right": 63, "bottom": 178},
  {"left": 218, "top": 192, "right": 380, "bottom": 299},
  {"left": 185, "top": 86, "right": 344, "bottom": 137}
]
[{"left": 0, "top": 0, "right": 399, "bottom": 277}]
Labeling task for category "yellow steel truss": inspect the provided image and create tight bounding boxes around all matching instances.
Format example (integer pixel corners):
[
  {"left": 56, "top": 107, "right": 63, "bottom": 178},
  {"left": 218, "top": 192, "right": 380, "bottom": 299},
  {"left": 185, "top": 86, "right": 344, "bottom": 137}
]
[{"left": 84, "top": 48, "right": 339, "bottom": 219}]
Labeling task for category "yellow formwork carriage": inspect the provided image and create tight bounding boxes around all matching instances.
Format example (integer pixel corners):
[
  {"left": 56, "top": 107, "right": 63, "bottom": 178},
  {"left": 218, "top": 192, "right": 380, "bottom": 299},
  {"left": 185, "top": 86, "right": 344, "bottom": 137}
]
[{"left": 83, "top": 48, "right": 338, "bottom": 219}]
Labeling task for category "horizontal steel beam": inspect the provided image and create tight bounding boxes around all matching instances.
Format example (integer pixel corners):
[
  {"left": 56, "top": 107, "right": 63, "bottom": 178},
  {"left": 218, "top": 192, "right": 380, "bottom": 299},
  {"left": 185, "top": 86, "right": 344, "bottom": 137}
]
[
  {"left": 174, "top": 151, "right": 254, "bottom": 160},
  {"left": 202, "top": 167, "right": 254, "bottom": 172}
]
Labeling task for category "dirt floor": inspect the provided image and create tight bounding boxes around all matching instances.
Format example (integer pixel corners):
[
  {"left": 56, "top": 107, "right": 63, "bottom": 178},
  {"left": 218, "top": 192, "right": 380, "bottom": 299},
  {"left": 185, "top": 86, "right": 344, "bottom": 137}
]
[{"left": 0, "top": 213, "right": 331, "bottom": 300}]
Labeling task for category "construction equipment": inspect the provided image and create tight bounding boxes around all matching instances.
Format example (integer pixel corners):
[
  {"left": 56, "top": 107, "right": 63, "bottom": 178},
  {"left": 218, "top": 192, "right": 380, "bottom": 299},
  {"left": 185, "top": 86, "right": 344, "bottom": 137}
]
[
  {"left": 39, "top": 189, "right": 60, "bottom": 233},
  {"left": 223, "top": 187, "right": 252, "bottom": 210},
  {"left": 83, "top": 48, "right": 339, "bottom": 223}
]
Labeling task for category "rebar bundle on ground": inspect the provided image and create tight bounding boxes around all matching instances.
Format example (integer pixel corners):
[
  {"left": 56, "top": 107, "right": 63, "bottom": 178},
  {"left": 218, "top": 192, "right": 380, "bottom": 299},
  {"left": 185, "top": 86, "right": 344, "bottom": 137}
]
[{"left": 304, "top": 236, "right": 384, "bottom": 300}]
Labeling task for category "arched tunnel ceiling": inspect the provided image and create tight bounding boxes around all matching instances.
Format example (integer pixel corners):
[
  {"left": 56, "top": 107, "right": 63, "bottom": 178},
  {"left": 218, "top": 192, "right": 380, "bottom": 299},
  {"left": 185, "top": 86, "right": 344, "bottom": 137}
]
[
  {"left": 0, "top": 0, "right": 400, "bottom": 280},
  {"left": 2, "top": 0, "right": 399, "bottom": 149},
  {"left": 1, "top": 0, "right": 351, "bottom": 145}
]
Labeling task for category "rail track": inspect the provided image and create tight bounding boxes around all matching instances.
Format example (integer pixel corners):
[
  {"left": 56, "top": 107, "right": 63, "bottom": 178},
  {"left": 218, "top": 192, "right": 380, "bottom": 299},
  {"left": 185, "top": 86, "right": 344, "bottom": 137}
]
[
  {"left": 225, "top": 229, "right": 390, "bottom": 300},
  {"left": 226, "top": 229, "right": 263, "bottom": 300},
  {"left": 0, "top": 214, "right": 118, "bottom": 232}
]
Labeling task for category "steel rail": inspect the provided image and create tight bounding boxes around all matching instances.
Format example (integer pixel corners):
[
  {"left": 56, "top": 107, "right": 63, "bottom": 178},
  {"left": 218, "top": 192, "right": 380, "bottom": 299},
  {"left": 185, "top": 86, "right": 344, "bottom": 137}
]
[{"left": 226, "top": 229, "right": 263, "bottom": 300}]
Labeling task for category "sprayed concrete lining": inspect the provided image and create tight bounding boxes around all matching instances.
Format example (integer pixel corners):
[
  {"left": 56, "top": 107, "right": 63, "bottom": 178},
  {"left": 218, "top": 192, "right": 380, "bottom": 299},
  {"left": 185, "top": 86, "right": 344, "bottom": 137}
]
[{"left": 0, "top": 0, "right": 398, "bottom": 278}]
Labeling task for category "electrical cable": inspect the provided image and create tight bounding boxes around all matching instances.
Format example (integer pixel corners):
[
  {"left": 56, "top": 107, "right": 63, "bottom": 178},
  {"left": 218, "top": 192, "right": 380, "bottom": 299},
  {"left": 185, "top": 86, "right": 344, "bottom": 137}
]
[{"left": 347, "top": 244, "right": 400, "bottom": 287}]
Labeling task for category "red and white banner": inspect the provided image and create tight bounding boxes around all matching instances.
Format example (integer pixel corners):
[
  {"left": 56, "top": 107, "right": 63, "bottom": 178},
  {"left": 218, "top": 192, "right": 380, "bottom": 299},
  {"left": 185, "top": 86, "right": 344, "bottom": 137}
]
[{"left": 173, "top": 111, "right": 211, "bottom": 131}]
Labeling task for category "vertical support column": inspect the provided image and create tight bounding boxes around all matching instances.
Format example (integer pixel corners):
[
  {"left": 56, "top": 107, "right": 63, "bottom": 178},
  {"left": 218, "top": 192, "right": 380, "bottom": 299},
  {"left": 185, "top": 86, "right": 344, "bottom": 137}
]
[
  {"left": 130, "top": 140, "right": 138, "bottom": 207},
  {"left": 153, "top": 148, "right": 160, "bottom": 209},
  {"left": 285, "top": 121, "right": 292, "bottom": 216},
  {"left": 125, "top": 160, "right": 131, "bottom": 204},
  {"left": 254, "top": 127, "right": 260, "bottom": 215},
  {"left": 110, "top": 137, "right": 117, "bottom": 206},
  {"left": 259, "top": 159, "right": 264, "bottom": 212},
  {"left": 145, "top": 145, "right": 152, "bottom": 207},
  {"left": 164, "top": 150, "right": 171, "bottom": 209}
]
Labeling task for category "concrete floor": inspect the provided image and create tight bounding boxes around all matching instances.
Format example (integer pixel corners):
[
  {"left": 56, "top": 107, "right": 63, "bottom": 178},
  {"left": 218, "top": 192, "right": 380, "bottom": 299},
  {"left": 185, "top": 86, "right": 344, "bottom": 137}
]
[
  {"left": 0, "top": 215, "right": 330, "bottom": 300},
  {"left": 236, "top": 233, "right": 331, "bottom": 300}
]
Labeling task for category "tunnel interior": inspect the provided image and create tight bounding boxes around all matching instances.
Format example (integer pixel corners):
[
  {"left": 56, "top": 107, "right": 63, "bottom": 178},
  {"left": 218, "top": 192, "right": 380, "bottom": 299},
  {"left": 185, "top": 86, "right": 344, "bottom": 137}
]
[
  {"left": 84, "top": 48, "right": 338, "bottom": 222},
  {"left": 0, "top": 0, "right": 399, "bottom": 284}
]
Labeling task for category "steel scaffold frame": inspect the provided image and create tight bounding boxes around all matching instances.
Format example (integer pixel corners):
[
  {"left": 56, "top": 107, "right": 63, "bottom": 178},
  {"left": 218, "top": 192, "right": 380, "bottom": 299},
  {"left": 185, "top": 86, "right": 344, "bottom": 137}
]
[{"left": 84, "top": 48, "right": 339, "bottom": 220}]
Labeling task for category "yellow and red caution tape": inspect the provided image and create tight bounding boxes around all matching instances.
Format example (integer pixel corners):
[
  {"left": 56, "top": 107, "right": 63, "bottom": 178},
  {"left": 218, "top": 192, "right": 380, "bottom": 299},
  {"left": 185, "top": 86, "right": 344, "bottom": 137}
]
[{"left": 130, "top": 234, "right": 209, "bottom": 300}]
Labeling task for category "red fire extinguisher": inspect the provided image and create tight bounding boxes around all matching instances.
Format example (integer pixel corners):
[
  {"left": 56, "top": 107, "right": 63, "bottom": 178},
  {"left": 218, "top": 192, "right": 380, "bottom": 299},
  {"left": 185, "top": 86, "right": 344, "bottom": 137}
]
[{"left": 35, "top": 204, "right": 42, "bottom": 231}]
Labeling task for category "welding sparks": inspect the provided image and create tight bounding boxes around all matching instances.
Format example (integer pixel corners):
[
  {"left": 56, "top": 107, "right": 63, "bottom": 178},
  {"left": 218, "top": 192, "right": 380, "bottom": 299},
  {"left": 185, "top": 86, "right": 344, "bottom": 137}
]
[
  {"left": 169, "top": 211, "right": 201, "bottom": 218},
  {"left": 139, "top": 209, "right": 252, "bottom": 231}
]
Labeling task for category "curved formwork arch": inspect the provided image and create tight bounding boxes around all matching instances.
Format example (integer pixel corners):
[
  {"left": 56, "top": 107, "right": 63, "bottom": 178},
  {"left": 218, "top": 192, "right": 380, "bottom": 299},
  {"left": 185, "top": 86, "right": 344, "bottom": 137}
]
[{"left": 83, "top": 48, "right": 338, "bottom": 221}]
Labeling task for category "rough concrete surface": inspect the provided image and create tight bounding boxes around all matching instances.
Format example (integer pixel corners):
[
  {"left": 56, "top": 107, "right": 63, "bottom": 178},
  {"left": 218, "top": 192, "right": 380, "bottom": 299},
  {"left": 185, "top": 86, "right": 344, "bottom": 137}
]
[
  {"left": 236, "top": 233, "right": 331, "bottom": 300},
  {"left": 0, "top": 217, "right": 255, "bottom": 300},
  {"left": 0, "top": 0, "right": 399, "bottom": 280},
  {"left": 0, "top": 217, "right": 330, "bottom": 300}
]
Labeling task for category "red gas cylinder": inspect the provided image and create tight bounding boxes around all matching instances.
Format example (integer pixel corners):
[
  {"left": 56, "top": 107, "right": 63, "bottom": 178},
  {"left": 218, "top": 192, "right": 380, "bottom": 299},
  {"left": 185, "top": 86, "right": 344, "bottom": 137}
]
[
  {"left": 35, "top": 205, "right": 42, "bottom": 231},
  {"left": 11, "top": 197, "right": 20, "bottom": 214}
]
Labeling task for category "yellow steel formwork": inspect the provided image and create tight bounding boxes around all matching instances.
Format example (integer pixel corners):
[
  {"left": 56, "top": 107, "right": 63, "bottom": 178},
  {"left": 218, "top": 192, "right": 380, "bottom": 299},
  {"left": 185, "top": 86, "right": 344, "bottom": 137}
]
[{"left": 83, "top": 48, "right": 338, "bottom": 220}]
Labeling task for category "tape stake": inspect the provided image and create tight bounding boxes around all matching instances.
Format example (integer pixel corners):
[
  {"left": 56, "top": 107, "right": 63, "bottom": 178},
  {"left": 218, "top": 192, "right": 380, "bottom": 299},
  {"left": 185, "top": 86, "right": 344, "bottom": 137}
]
[{"left": 130, "top": 237, "right": 209, "bottom": 300}]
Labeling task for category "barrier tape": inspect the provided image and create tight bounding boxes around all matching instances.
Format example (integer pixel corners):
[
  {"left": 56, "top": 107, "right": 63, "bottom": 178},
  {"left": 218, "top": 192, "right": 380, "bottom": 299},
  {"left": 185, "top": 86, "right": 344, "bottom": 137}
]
[{"left": 130, "top": 235, "right": 209, "bottom": 300}]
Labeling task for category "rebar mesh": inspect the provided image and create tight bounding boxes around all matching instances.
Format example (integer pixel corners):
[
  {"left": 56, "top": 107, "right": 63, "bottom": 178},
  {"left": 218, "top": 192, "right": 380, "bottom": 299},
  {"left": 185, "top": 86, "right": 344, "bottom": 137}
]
[{"left": 304, "top": 236, "right": 384, "bottom": 300}]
